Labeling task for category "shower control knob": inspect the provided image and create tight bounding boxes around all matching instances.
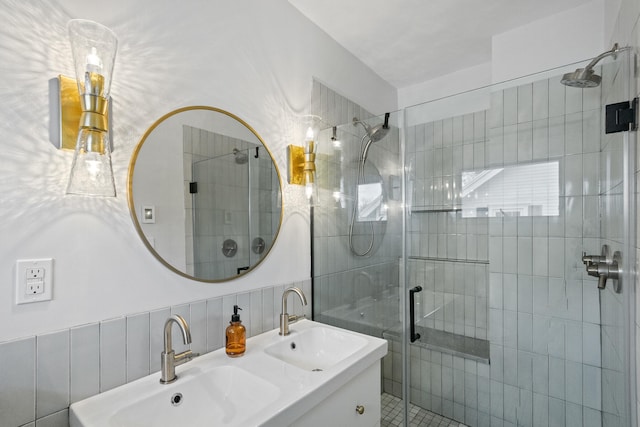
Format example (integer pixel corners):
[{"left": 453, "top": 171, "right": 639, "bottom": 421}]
[{"left": 581, "top": 245, "right": 622, "bottom": 293}]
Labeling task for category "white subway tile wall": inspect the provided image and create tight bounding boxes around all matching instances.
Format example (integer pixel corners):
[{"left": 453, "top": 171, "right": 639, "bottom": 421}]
[
  {"left": 36, "top": 330, "right": 70, "bottom": 419},
  {"left": 0, "top": 337, "right": 35, "bottom": 426},
  {"left": 69, "top": 324, "right": 100, "bottom": 405},
  {"left": 0, "top": 280, "right": 310, "bottom": 427},
  {"left": 312, "top": 78, "right": 403, "bottom": 339}
]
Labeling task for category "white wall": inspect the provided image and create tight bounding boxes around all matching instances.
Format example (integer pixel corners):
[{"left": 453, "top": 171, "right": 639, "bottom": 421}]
[
  {"left": 398, "top": 62, "right": 492, "bottom": 113},
  {"left": 398, "top": 0, "right": 606, "bottom": 113},
  {"left": 0, "top": 0, "right": 397, "bottom": 342},
  {"left": 492, "top": 0, "right": 605, "bottom": 84}
]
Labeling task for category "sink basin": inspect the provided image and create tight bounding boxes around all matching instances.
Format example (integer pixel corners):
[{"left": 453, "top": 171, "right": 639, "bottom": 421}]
[
  {"left": 72, "top": 365, "right": 279, "bottom": 427},
  {"left": 264, "top": 326, "right": 368, "bottom": 371},
  {"left": 70, "top": 320, "right": 387, "bottom": 427}
]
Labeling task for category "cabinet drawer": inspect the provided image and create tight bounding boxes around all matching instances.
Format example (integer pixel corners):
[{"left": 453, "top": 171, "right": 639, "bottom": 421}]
[{"left": 291, "top": 361, "right": 380, "bottom": 427}]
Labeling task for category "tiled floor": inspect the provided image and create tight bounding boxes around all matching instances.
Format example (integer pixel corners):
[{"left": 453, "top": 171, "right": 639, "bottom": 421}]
[{"left": 380, "top": 393, "right": 466, "bottom": 427}]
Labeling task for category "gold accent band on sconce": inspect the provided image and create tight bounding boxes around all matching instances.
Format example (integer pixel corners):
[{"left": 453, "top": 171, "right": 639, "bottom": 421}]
[
  {"left": 58, "top": 75, "right": 110, "bottom": 150},
  {"left": 58, "top": 75, "right": 81, "bottom": 150},
  {"left": 303, "top": 150, "right": 316, "bottom": 184},
  {"left": 287, "top": 144, "right": 305, "bottom": 185},
  {"left": 79, "top": 110, "right": 108, "bottom": 132}
]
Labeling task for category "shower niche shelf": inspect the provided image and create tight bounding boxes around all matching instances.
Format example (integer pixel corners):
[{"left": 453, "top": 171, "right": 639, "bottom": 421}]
[{"left": 384, "top": 326, "right": 489, "bottom": 364}]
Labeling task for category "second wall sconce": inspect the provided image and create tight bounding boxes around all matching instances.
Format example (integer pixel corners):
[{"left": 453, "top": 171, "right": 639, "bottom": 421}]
[
  {"left": 287, "top": 115, "right": 321, "bottom": 203},
  {"left": 61, "top": 19, "right": 118, "bottom": 197}
]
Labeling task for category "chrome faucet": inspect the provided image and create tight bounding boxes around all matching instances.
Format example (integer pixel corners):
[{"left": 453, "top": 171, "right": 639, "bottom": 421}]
[
  {"left": 160, "top": 315, "right": 196, "bottom": 384},
  {"left": 279, "top": 287, "right": 308, "bottom": 335}
]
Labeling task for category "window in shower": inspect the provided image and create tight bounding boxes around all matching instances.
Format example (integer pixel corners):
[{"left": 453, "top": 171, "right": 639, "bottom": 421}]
[{"left": 460, "top": 160, "right": 560, "bottom": 218}]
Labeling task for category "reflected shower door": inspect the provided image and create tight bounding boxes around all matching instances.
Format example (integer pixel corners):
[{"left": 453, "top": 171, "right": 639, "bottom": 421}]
[{"left": 192, "top": 152, "right": 250, "bottom": 279}]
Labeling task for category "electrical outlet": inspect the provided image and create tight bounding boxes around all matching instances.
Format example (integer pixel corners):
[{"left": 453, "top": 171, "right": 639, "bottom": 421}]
[{"left": 16, "top": 259, "right": 53, "bottom": 304}]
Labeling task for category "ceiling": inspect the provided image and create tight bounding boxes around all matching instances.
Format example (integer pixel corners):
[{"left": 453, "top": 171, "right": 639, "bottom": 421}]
[{"left": 289, "top": 0, "right": 593, "bottom": 89}]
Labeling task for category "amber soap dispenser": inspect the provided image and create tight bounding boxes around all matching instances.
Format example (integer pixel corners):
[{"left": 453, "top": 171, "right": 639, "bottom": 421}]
[{"left": 225, "top": 305, "right": 246, "bottom": 357}]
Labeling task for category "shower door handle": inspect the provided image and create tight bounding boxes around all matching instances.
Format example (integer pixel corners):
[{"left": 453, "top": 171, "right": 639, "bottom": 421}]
[{"left": 409, "top": 286, "right": 422, "bottom": 343}]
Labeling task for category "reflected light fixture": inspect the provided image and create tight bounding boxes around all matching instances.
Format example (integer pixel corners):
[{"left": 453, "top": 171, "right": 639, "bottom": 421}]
[
  {"left": 62, "top": 19, "right": 118, "bottom": 197},
  {"left": 331, "top": 126, "right": 341, "bottom": 149},
  {"left": 287, "top": 115, "right": 320, "bottom": 203}
]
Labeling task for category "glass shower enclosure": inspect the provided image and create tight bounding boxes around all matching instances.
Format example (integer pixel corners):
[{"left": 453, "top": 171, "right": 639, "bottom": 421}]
[{"left": 312, "top": 48, "right": 636, "bottom": 427}]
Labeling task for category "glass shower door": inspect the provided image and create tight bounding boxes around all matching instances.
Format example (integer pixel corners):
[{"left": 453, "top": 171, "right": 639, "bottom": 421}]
[
  {"left": 312, "top": 111, "right": 405, "bottom": 425},
  {"left": 192, "top": 151, "right": 250, "bottom": 278},
  {"left": 402, "top": 52, "right": 636, "bottom": 427},
  {"left": 597, "top": 47, "right": 636, "bottom": 427}
]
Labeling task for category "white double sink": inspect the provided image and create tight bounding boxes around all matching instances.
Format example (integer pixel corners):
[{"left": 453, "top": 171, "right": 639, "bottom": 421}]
[{"left": 70, "top": 319, "right": 387, "bottom": 427}]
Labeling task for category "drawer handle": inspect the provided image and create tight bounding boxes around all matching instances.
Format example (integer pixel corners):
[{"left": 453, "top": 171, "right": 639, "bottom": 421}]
[{"left": 355, "top": 405, "right": 365, "bottom": 415}]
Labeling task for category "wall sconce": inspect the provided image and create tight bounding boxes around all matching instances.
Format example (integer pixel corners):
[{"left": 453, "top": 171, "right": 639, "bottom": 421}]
[
  {"left": 61, "top": 19, "right": 118, "bottom": 197},
  {"left": 287, "top": 115, "right": 321, "bottom": 203}
]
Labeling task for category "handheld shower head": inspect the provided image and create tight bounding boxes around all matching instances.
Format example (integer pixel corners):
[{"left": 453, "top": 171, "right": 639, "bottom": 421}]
[
  {"left": 353, "top": 113, "right": 391, "bottom": 162},
  {"left": 368, "top": 112, "right": 391, "bottom": 142}
]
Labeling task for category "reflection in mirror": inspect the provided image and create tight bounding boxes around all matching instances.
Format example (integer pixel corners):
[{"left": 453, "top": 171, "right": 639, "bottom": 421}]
[
  {"left": 128, "top": 107, "right": 282, "bottom": 282},
  {"left": 461, "top": 161, "right": 559, "bottom": 218},
  {"left": 357, "top": 182, "right": 387, "bottom": 221},
  {"left": 344, "top": 160, "right": 388, "bottom": 256}
]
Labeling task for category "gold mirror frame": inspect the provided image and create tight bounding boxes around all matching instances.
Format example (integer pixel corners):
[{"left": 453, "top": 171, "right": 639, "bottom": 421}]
[{"left": 127, "top": 106, "right": 283, "bottom": 282}]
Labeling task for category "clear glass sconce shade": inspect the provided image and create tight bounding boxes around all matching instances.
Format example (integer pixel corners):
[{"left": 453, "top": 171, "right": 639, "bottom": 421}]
[
  {"left": 65, "top": 19, "right": 117, "bottom": 197},
  {"left": 66, "top": 129, "right": 116, "bottom": 197},
  {"left": 302, "top": 115, "right": 321, "bottom": 204},
  {"left": 67, "top": 19, "right": 117, "bottom": 97}
]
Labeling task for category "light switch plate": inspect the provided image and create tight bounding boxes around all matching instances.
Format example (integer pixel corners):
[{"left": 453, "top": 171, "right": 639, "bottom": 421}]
[{"left": 16, "top": 258, "right": 53, "bottom": 304}]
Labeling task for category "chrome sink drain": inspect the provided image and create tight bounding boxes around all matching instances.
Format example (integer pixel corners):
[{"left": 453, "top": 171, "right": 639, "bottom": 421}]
[{"left": 170, "top": 392, "right": 183, "bottom": 406}]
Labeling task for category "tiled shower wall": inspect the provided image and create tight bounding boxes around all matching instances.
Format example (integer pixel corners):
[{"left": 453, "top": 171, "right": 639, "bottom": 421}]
[
  {"left": 311, "top": 79, "right": 402, "bottom": 331},
  {"left": 0, "top": 279, "right": 311, "bottom": 427}
]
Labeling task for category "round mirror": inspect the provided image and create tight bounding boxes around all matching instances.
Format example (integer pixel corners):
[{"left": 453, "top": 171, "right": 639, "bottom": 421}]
[{"left": 128, "top": 106, "right": 283, "bottom": 282}]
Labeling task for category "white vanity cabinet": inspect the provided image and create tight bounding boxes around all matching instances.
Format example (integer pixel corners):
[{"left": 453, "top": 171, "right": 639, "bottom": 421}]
[{"left": 290, "top": 361, "right": 381, "bottom": 427}]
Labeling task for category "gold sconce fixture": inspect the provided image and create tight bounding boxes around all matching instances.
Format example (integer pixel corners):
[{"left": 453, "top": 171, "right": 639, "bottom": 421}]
[
  {"left": 60, "top": 19, "right": 118, "bottom": 197},
  {"left": 287, "top": 115, "right": 321, "bottom": 202}
]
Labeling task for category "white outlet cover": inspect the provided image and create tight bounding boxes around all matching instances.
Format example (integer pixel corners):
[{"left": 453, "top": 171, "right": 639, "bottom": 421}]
[{"left": 16, "top": 258, "right": 53, "bottom": 304}]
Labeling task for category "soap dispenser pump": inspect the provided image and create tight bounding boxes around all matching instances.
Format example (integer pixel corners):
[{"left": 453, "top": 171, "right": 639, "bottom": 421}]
[{"left": 225, "top": 305, "right": 246, "bottom": 357}]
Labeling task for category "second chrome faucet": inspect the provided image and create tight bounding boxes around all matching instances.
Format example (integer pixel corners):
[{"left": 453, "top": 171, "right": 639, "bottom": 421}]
[
  {"left": 279, "top": 287, "right": 308, "bottom": 335},
  {"left": 159, "top": 288, "right": 307, "bottom": 384}
]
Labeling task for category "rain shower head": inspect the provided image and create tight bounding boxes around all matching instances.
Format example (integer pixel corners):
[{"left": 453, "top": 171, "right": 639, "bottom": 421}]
[
  {"left": 232, "top": 148, "right": 248, "bottom": 164},
  {"left": 561, "top": 43, "right": 621, "bottom": 88},
  {"left": 561, "top": 68, "right": 602, "bottom": 88}
]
